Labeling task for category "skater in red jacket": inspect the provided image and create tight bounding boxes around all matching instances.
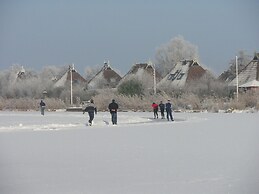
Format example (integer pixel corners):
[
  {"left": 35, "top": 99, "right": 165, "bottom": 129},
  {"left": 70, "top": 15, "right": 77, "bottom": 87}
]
[{"left": 152, "top": 102, "right": 159, "bottom": 119}]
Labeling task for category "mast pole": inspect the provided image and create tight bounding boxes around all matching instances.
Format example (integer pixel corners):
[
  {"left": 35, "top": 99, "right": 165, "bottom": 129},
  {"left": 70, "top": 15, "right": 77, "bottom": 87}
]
[
  {"left": 236, "top": 56, "right": 239, "bottom": 101},
  {"left": 151, "top": 61, "right": 156, "bottom": 95},
  {"left": 70, "top": 64, "right": 74, "bottom": 105}
]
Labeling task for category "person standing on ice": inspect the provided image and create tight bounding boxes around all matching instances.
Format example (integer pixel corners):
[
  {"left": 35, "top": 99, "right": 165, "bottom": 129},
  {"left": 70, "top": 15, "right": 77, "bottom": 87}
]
[
  {"left": 159, "top": 101, "right": 165, "bottom": 119},
  {"left": 40, "top": 99, "right": 46, "bottom": 116},
  {"left": 152, "top": 102, "right": 159, "bottom": 119},
  {"left": 83, "top": 99, "right": 97, "bottom": 126},
  {"left": 165, "top": 100, "right": 174, "bottom": 121},
  {"left": 108, "top": 99, "right": 118, "bottom": 125}
]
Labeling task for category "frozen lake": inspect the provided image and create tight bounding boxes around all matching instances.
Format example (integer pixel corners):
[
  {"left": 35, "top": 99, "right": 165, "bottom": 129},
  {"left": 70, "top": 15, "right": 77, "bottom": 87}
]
[{"left": 0, "top": 111, "right": 258, "bottom": 194}]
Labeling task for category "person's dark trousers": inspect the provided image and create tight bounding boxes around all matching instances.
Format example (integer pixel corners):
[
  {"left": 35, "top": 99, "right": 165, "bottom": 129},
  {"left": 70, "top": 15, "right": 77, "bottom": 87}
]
[
  {"left": 111, "top": 112, "right": 117, "bottom": 125},
  {"left": 166, "top": 110, "right": 174, "bottom": 121},
  {"left": 88, "top": 111, "right": 95, "bottom": 124},
  {"left": 161, "top": 110, "right": 165, "bottom": 119},
  {"left": 40, "top": 107, "right": 45, "bottom": 115},
  {"left": 154, "top": 109, "right": 158, "bottom": 118}
]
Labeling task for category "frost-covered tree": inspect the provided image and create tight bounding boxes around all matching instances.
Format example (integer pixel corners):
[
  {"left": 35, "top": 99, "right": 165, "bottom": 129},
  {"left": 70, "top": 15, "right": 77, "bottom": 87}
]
[
  {"left": 229, "top": 50, "right": 251, "bottom": 73},
  {"left": 155, "top": 35, "right": 200, "bottom": 76},
  {"left": 84, "top": 65, "right": 101, "bottom": 81},
  {"left": 0, "top": 65, "right": 38, "bottom": 98},
  {"left": 118, "top": 79, "right": 144, "bottom": 97},
  {"left": 0, "top": 65, "right": 69, "bottom": 99},
  {"left": 40, "top": 65, "right": 66, "bottom": 82}
]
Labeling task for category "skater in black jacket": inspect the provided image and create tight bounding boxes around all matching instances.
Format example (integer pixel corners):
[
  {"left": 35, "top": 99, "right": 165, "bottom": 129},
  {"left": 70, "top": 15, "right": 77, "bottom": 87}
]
[
  {"left": 83, "top": 99, "right": 97, "bottom": 126},
  {"left": 159, "top": 101, "right": 165, "bottom": 119},
  {"left": 108, "top": 99, "right": 119, "bottom": 125},
  {"left": 40, "top": 100, "right": 46, "bottom": 115}
]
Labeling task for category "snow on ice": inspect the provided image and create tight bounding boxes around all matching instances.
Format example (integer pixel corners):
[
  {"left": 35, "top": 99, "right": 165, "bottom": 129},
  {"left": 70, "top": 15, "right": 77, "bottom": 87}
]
[{"left": 0, "top": 111, "right": 258, "bottom": 194}]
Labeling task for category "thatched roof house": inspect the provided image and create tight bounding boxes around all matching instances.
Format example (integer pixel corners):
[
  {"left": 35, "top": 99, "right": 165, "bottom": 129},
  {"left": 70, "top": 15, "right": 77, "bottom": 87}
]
[
  {"left": 118, "top": 63, "right": 162, "bottom": 89},
  {"left": 229, "top": 53, "right": 259, "bottom": 89},
  {"left": 158, "top": 60, "right": 210, "bottom": 88},
  {"left": 54, "top": 65, "right": 87, "bottom": 88},
  {"left": 87, "top": 62, "right": 122, "bottom": 89}
]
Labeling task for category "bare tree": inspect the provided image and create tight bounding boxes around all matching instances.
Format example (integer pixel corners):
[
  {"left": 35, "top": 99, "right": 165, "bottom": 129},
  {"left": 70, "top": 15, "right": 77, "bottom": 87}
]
[
  {"left": 84, "top": 65, "right": 102, "bottom": 81},
  {"left": 155, "top": 35, "right": 200, "bottom": 76},
  {"left": 226, "top": 50, "right": 251, "bottom": 75}
]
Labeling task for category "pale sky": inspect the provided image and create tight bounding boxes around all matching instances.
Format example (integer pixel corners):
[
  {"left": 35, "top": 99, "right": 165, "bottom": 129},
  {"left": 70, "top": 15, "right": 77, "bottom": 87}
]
[{"left": 0, "top": 0, "right": 258, "bottom": 76}]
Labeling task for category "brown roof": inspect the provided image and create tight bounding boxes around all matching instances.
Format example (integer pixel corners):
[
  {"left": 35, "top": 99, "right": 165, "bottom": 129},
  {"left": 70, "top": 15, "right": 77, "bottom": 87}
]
[
  {"left": 157, "top": 59, "right": 212, "bottom": 88},
  {"left": 88, "top": 63, "right": 122, "bottom": 89},
  {"left": 103, "top": 68, "right": 121, "bottom": 82},
  {"left": 67, "top": 70, "right": 87, "bottom": 83},
  {"left": 186, "top": 65, "right": 206, "bottom": 82}
]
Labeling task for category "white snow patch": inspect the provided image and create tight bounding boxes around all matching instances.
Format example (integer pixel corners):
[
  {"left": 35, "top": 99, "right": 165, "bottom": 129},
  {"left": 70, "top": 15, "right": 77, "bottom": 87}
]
[{"left": 0, "top": 111, "right": 258, "bottom": 194}]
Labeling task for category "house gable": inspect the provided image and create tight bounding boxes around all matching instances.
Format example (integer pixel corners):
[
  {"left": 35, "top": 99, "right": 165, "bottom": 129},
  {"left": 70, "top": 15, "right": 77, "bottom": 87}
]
[
  {"left": 87, "top": 62, "right": 122, "bottom": 89},
  {"left": 229, "top": 53, "right": 259, "bottom": 87},
  {"left": 158, "top": 60, "right": 207, "bottom": 88}
]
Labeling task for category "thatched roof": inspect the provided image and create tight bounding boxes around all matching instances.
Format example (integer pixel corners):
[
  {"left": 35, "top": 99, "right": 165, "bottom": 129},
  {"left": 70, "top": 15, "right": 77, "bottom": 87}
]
[
  {"left": 158, "top": 60, "right": 209, "bottom": 88},
  {"left": 87, "top": 62, "right": 122, "bottom": 89},
  {"left": 120, "top": 63, "right": 161, "bottom": 81},
  {"left": 54, "top": 65, "right": 87, "bottom": 87},
  {"left": 229, "top": 53, "right": 259, "bottom": 87},
  {"left": 117, "top": 63, "right": 162, "bottom": 90}
]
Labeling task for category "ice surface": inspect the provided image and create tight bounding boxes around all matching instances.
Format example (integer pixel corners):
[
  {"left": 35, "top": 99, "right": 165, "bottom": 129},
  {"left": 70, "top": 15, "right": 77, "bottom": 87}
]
[{"left": 0, "top": 111, "right": 258, "bottom": 194}]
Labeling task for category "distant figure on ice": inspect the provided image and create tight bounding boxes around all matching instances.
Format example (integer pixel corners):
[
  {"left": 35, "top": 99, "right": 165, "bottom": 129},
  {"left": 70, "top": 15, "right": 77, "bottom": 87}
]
[
  {"left": 108, "top": 99, "right": 119, "bottom": 125},
  {"left": 159, "top": 101, "right": 165, "bottom": 119},
  {"left": 40, "top": 99, "right": 46, "bottom": 116},
  {"left": 152, "top": 102, "right": 159, "bottom": 119},
  {"left": 165, "top": 100, "right": 174, "bottom": 121},
  {"left": 83, "top": 99, "right": 97, "bottom": 126}
]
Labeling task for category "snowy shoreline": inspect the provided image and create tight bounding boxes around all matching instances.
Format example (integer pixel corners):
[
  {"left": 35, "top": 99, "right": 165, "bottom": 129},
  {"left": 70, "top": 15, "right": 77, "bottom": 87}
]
[
  {"left": 0, "top": 111, "right": 178, "bottom": 133},
  {"left": 0, "top": 110, "right": 257, "bottom": 133}
]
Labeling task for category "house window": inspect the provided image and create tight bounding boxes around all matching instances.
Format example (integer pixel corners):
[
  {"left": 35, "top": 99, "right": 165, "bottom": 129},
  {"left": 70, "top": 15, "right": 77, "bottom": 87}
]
[
  {"left": 168, "top": 70, "right": 184, "bottom": 81},
  {"left": 177, "top": 73, "right": 185, "bottom": 80},
  {"left": 167, "top": 74, "right": 174, "bottom": 80}
]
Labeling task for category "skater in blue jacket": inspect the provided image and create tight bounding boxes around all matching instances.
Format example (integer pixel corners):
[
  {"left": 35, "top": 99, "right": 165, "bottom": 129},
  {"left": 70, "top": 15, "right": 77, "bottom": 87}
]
[
  {"left": 165, "top": 100, "right": 174, "bottom": 121},
  {"left": 83, "top": 99, "right": 97, "bottom": 126}
]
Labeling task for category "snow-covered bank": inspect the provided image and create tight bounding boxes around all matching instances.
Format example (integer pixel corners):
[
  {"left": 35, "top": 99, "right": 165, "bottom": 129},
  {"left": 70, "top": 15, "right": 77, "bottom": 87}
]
[{"left": 0, "top": 111, "right": 258, "bottom": 194}]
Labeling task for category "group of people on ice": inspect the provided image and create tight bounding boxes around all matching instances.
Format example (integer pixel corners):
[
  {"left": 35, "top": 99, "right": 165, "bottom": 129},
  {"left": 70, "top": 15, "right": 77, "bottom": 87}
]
[
  {"left": 40, "top": 98, "right": 174, "bottom": 126},
  {"left": 82, "top": 99, "right": 174, "bottom": 125},
  {"left": 152, "top": 100, "right": 174, "bottom": 121},
  {"left": 40, "top": 99, "right": 119, "bottom": 126},
  {"left": 83, "top": 99, "right": 119, "bottom": 126}
]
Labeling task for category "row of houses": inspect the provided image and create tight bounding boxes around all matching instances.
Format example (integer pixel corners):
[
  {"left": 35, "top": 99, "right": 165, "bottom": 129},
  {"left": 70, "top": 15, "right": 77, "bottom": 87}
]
[
  {"left": 15, "top": 52, "right": 259, "bottom": 91},
  {"left": 52, "top": 59, "right": 213, "bottom": 91}
]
